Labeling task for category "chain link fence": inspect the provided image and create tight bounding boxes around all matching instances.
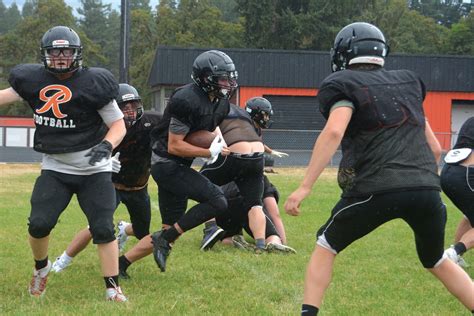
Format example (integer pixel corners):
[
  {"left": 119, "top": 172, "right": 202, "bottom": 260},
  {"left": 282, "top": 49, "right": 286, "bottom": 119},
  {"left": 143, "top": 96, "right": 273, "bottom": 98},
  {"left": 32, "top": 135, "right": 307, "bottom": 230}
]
[{"left": 263, "top": 130, "right": 457, "bottom": 168}]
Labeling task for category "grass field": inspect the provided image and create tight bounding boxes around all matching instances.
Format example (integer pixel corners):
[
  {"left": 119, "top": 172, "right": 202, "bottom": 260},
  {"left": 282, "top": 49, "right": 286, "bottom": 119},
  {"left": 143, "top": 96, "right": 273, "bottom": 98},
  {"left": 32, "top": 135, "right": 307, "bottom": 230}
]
[{"left": 0, "top": 164, "right": 472, "bottom": 315}]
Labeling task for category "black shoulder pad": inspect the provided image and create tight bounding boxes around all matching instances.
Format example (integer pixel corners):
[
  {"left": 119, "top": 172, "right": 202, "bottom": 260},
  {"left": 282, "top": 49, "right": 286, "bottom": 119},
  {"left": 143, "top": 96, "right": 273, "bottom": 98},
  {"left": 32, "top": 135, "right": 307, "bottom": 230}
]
[
  {"left": 80, "top": 67, "right": 119, "bottom": 109},
  {"left": 317, "top": 76, "right": 349, "bottom": 120}
]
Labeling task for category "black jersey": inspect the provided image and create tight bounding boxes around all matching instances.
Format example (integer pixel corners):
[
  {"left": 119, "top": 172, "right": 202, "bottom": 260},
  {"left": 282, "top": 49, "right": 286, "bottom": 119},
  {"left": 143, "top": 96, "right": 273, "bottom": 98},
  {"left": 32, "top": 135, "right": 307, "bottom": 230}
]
[
  {"left": 219, "top": 104, "right": 262, "bottom": 146},
  {"left": 453, "top": 117, "right": 474, "bottom": 150},
  {"left": 113, "top": 111, "right": 162, "bottom": 189},
  {"left": 8, "top": 64, "right": 118, "bottom": 154},
  {"left": 151, "top": 83, "right": 230, "bottom": 162},
  {"left": 316, "top": 68, "right": 439, "bottom": 197}
]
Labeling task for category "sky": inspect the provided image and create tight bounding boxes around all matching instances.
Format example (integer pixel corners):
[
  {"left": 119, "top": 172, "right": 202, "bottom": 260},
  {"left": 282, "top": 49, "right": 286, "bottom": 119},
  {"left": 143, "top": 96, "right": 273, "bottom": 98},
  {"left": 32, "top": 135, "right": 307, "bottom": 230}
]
[{"left": 3, "top": 0, "right": 160, "bottom": 14}]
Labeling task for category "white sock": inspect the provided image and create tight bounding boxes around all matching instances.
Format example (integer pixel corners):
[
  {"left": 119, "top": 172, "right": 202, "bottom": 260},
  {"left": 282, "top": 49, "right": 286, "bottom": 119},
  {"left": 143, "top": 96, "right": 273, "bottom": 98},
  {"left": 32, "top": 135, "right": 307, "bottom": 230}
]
[{"left": 62, "top": 251, "right": 73, "bottom": 262}]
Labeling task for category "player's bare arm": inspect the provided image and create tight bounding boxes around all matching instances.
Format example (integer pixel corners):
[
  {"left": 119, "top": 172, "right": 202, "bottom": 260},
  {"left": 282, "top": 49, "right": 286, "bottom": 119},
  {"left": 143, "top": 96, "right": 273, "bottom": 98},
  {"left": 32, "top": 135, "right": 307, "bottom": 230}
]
[
  {"left": 0, "top": 87, "right": 22, "bottom": 106},
  {"left": 425, "top": 120, "right": 442, "bottom": 164},
  {"left": 285, "top": 106, "right": 352, "bottom": 216},
  {"left": 104, "top": 118, "right": 126, "bottom": 148},
  {"left": 168, "top": 131, "right": 215, "bottom": 158}
]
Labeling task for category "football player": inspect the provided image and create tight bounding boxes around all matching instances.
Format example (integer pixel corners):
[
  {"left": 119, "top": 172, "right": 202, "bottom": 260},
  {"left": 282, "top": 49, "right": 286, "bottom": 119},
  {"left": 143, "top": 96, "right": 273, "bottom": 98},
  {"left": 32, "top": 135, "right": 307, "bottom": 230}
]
[
  {"left": 245, "top": 97, "right": 289, "bottom": 243},
  {"left": 129, "top": 50, "right": 235, "bottom": 273},
  {"left": 441, "top": 116, "right": 474, "bottom": 268},
  {"left": 50, "top": 84, "right": 163, "bottom": 280},
  {"left": 284, "top": 22, "right": 474, "bottom": 315},
  {"left": 0, "top": 26, "right": 127, "bottom": 301}
]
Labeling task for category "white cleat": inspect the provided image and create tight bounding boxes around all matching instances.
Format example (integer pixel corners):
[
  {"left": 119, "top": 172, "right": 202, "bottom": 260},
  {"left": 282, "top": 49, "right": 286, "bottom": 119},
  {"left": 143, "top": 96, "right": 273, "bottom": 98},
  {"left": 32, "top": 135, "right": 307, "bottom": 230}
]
[
  {"left": 444, "top": 246, "right": 469, "bottom": 268},
  {"left": 29, "top": 260, "right": 52, "bottom": 297},
  {"left": 117, "top": 221, "right": 131, "bottom": 252},
  {"left": 106, "top": 286, "right": 128, "bottom": 302},
  {"left": 52, "top": 251, "right": 73, "bottom": 273}
]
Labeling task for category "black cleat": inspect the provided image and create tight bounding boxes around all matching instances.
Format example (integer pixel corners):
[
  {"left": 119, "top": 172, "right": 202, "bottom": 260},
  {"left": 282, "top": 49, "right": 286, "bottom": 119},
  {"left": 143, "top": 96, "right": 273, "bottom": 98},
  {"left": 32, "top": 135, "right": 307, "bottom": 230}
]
[
  {"left": 118, "top": 267, "right": 130, "bottom": 280},
  {"left": 151, "top": 231, "right": 172, "bottom": 272},
  {"left": 200, "top": 226, "right": 225, "bottom": 251}
]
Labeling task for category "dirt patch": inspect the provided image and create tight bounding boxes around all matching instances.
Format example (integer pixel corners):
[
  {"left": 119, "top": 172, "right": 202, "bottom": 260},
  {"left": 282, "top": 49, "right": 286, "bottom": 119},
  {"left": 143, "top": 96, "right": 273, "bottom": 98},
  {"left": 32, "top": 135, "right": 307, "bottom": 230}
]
[{"left": 0, "top": 163, "right": 41, "bottom": 176}]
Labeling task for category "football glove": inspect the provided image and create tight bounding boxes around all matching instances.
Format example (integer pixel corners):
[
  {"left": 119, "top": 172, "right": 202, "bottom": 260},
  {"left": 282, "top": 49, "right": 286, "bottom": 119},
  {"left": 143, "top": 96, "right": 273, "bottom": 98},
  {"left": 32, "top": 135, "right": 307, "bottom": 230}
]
[
  {"left": 208, "top": 135, "right": 224, "bottom": 163},
  {"left": 85, "top": 140, "right": 113, "bottom": 165},
  {"left": 111, "top": 152, "right": 121, "bottom": 173},
  {"left": 270, "top": 150, "right": 289, "bottom": 158}
]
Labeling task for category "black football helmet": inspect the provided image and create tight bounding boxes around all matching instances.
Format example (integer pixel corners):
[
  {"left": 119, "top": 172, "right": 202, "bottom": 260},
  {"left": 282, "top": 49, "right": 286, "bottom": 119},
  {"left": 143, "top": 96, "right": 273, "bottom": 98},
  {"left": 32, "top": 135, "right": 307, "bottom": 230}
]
[
  {"left": 117, "top": 83, "right": 144, "bottom": 128},
  {"left": 245, "top": 97, "right": 273, "bottom": 129},
  {"left": 40, "top": 26, "right": 83, "bottom": 74},
  {"left": 331, "top": 22, "right": 389, "bottom": 72},
  {"left": 191, "top": 50, "right": 238, "bottom": 99}
]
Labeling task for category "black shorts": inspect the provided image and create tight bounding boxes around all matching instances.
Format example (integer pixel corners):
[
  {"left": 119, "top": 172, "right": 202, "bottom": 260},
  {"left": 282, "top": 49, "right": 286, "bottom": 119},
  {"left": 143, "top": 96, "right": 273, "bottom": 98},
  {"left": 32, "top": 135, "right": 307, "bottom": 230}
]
[
  {"left": 116, "top": 186, "right": 151, "bottom": 239},
  {"left": 151, "top": 160, "right": 224, "bottom": 226},
  {"left": 440, "top": 164, "right": 474, "bottom": 225},
  {"left": 201, "top": 153, "right": 265, "bottom": 210},
  {"left": 29, "top": 170, "right": 116, "bottom": 244},
  {"left": 316, "top": 190, "right": 446, "bottom": 268},
  {"left": 263, "top": 175, "right": 279, "bottom": 203}
]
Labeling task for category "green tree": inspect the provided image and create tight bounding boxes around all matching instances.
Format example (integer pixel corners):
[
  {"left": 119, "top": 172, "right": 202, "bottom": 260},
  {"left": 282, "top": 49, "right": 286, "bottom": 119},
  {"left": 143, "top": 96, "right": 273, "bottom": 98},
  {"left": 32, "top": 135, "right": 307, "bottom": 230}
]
[
  {"left": 129, "top": 7, "right": 158, "bottom": 108},
  {"left": 210, "top": 0, "right": 239, "bottom": 22},
  {"left": 77, "top": 0, "right": 112, "bottom": 69},
  {"left": 0, "top": 1, "right": 22, "bottom": 34},
  {"left": 155, "top": 0, "right": 243, "bottom": 48},
  {"left": 130, "top": 0, "right": 151, "bottom": 11},
  {"left": 445, "top": 12, "right": 474, "bottom": 55},
  {"left": 22, "top": 0, "right": 36, "bottom": 17}
]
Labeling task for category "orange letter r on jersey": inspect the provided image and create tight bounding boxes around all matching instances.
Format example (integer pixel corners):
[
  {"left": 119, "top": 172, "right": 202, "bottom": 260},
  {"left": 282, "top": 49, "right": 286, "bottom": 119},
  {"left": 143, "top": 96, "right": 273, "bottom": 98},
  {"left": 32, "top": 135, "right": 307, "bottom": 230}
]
[{"left": 37, "top": 85, "right": 72, "bottom": 119}]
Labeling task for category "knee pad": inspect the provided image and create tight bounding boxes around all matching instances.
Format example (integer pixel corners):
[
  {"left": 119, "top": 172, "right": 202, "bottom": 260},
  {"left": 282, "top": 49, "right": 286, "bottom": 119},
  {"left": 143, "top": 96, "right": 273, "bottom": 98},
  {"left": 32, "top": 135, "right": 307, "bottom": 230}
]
[
  {"left": 28, "top": 217, "right": 53, "bottom": 238},
  {"left": 89, "top": 221, "right": 115, "bottom": 244}
]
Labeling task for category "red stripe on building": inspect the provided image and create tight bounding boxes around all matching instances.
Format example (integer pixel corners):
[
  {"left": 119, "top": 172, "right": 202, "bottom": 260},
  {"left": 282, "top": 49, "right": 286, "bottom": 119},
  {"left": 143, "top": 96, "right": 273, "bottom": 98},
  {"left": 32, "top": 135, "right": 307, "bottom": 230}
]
[{"left": 0, "top": 116, "right": 35, "bottom": 127}]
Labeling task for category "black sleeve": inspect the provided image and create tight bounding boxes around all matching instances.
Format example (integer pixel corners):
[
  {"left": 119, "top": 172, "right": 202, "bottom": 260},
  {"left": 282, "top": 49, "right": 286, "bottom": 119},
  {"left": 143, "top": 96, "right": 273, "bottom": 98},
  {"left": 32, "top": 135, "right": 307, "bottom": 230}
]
[
  {"left": 8, "top": 64, "right": 38, "bottom": 101},
  {"left": 167, "top": 97, "right": 193, "bottom": 128},
  {"left": 83, "top": 68, "right": 119, "bottom": 110},
  {"left": 317, "top": 79, "right": 350, "bottom": 120}
]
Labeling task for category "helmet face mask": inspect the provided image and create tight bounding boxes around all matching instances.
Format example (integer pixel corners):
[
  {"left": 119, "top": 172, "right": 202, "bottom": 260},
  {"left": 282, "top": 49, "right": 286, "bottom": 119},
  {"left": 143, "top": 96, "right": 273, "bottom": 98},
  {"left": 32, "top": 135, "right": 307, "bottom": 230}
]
[
  {"left": 40, "top": 26, "right": 82, "bottom": 74},
  {"left": 191, "top": 50, "right": 238, "bottom": 99},
  {"left": 245, "top": 97, "right": 274, "bottom": 129},
  {"left": 331, "top": 22, "right": 389, "bottom": 72},
  {"left": 117, "top": 84, "right": 143, "bottom": 128}
]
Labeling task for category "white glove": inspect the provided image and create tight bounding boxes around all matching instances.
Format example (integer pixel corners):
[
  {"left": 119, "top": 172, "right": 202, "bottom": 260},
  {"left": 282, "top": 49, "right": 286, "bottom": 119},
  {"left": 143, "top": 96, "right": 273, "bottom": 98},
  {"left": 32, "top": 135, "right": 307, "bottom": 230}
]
[
  {"left": 208, "top": 135, "right": 224, "bottom": 163},
  {"left": 111, "top": 152, "right": 121, "bottom": 173},
  {"left": 271, "top": 150, "right": 289, "bottom": 158}
]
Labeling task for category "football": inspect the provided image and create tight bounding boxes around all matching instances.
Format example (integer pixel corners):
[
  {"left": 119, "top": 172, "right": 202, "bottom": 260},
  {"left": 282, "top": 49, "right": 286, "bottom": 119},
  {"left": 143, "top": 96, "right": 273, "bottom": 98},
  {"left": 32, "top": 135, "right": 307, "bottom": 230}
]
[{"left": 184, "top": 130, "right": 217, "bottom": 148}]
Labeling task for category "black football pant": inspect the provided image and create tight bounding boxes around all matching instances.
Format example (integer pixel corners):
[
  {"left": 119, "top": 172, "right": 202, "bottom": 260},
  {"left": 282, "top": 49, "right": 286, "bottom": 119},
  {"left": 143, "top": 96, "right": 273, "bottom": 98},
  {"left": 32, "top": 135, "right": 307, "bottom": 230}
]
[
  {"left": 151, "top": 160, "right": 227, "bottom": 231},
  {"left": 116, "top": 186, "right": 151, "bottom": 239},
  {"left": 29, "top": 170, "right": 116, "bottom": 244}
]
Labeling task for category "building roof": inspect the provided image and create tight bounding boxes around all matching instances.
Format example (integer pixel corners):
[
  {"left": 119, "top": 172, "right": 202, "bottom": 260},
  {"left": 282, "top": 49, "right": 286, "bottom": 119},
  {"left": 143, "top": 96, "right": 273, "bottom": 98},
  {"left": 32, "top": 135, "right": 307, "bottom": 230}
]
[{"left": 148, "top": 46, "right": 474, "bottom": 92}]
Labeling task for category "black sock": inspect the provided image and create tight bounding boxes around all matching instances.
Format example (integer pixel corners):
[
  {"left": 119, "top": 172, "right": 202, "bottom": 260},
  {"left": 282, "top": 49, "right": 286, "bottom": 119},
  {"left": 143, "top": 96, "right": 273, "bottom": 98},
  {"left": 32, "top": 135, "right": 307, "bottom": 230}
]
[
  {"left": 119, "top": 255, "right": 131, "bottom": 272},
  {"left": 454, "top": 242, "right": 467, "bottom": 255},
  {"left": 204, "top": 221, "right": 217, "bottom": 229},
  {"left": 301, "top": 304, "right": 319, "bottom": 315},
  {"left": 104, "top": 275, "right": 119, "bottom": 289},
  {"left": 35, "top": 257, "right": 49, "bottom": 270},
  {"left": 162, "top": 226, "right": 181, "bottom": 243}
]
